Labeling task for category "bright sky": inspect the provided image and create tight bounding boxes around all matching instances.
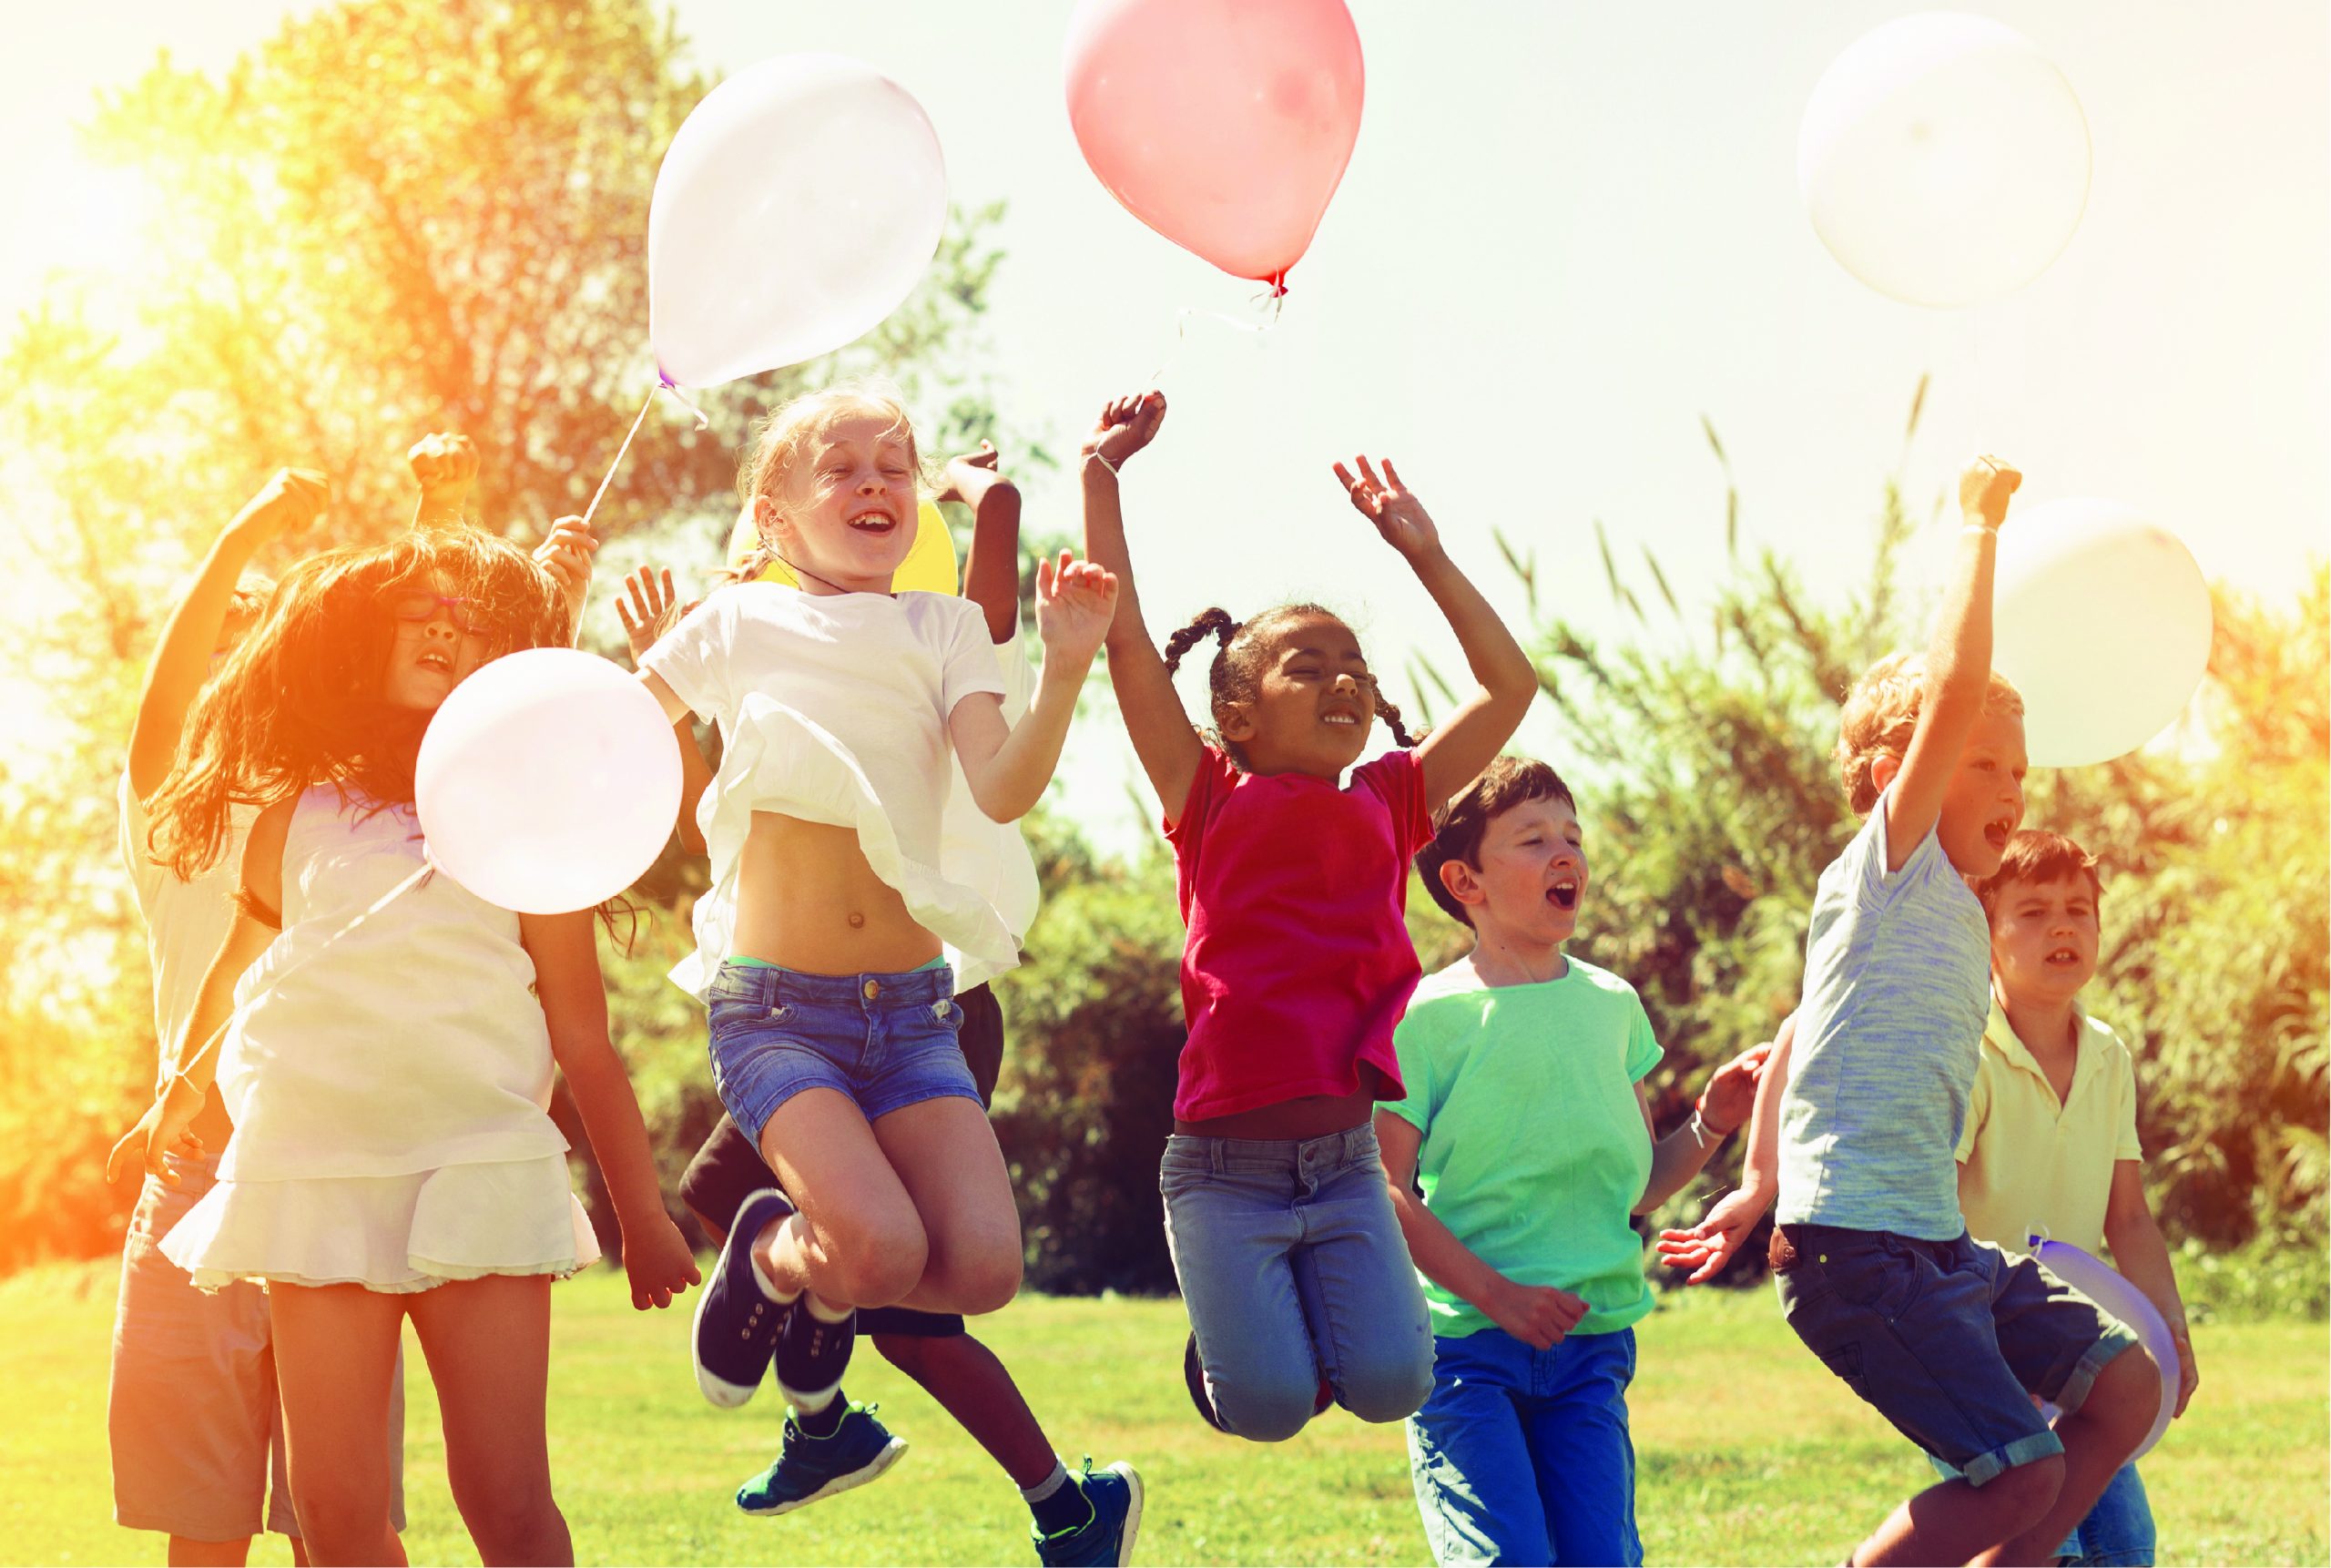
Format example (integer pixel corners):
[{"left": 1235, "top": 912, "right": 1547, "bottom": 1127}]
[{"left": 7, "top": 2, "right": 2325, "bottom": 850}]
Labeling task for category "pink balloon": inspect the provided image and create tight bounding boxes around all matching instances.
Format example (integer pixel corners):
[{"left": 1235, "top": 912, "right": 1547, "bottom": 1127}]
[{"left": 1064, "top": 0, "right": 1364, "bottom": 289}]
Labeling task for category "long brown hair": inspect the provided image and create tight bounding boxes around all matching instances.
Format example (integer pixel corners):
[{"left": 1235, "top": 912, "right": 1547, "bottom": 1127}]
[{"left": 148, "top": 528, "right": 567, "bottom": 879}]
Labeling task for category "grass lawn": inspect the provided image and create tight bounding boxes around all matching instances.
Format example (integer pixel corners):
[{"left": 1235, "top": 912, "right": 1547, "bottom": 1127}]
[{"left": 4, "top": 1259, "right": 2323, "bottom": 1565}]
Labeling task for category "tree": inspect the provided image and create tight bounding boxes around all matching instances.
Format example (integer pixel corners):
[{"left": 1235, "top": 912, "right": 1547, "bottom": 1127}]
[{"left": 0, "top": 0, "right": 1013, "bottom": 1268}]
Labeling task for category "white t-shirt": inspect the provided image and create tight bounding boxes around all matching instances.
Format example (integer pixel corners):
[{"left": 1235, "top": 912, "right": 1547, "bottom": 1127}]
[
  {"left": 641, "top": 585, "right": 1018, "bottom": 996},
  {"left": 118, "top": 772, "right": 254, "bottom": 1084}
]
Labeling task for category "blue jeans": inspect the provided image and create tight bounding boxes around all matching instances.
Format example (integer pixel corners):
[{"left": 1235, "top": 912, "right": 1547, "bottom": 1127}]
[
  {"left": 1406, "top": 1326, "right": 1642, "bottom": 1567},
  {"left": 1929, "top": 1452, "right": 2155, "bottom": 1564},
  {"left": 1161, "top": 1124, "right": 1434, "bottom": 1442}
]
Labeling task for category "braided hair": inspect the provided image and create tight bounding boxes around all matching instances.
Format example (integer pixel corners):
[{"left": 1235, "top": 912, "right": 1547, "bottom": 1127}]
[{"left": 1161, "top": 603, "right": 1419, "bottom": 769}]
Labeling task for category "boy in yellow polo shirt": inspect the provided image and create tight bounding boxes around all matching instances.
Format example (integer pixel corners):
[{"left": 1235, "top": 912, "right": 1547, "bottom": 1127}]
[{"left": 1961, "top": 829, "right": 2200, "bottom": 1566}]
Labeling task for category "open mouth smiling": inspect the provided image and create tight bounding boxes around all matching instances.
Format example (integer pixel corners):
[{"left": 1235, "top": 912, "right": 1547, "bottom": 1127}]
[
  {"left": 416, "top": 647, "right": 453, "bottom": 676},
  {"left": 1549, "top": 877, "right": 1580, "bottom": 911},
  {"left": 846, "top": 507, "right": 899, "bottom": 535}
]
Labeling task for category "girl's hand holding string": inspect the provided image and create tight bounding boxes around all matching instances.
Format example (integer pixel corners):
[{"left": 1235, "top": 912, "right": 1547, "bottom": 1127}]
[
  {"left": 531, "top": 514, "right": 598, "bottom": 634},
  {"left": 1033, "top": 548, "right": 1119, "bottom": 668},
  {"left": 1084, "top": 391, "right": 1167, "bottom": 473},
  {"left": 1334, "top": 455, "right": 1441, "bottom": 561}
]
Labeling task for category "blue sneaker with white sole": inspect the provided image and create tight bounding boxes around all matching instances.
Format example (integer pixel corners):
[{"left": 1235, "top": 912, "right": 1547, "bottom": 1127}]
[
  {"left": 693, "top": 1186, "right": 795, "bottom": 1408},
  {"left": 734, "top": 1401, "right": 908, "bottom": 1516},
  {"left": 1033, "top": 1458, "right": 1145, "bottom": 1566}
]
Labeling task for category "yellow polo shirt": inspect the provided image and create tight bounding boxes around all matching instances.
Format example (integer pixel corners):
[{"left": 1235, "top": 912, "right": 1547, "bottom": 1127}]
[{"left": 1955, "top": 995, "right": 2143, "bottom": 1256}]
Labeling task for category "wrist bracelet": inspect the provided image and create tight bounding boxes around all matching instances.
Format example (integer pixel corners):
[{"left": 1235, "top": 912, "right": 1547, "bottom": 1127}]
[{"left": 1085, "top": 449, "right": 1120, "bottom": 478}]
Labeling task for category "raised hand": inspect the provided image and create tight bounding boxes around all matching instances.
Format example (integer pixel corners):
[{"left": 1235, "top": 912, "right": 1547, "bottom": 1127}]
[
  {"left": 408, "top": 433, "right": 480, "bottom": 503},
  {"left": 1655, "top": 1185, "right": 1772, "bottom": 1286},
  {"left": 226, "top": 467, "right": 328, "bottom": 547},
  {"left": 532, "top": 515, "right": 597, "bottom": 626},
  {"left": 936, "top": 440, "right": 1004, "bottom": 504},
  {"left": 1959, "top": 453, "right": 2021, "bottom": 530},
  {"left": 1084, "top": 391, "right": 1167, "bottom": 473},
  {"left": 623, "top": 1212, "right": 703, "bottom": 1311},
  {"left": 1334, "top": 455, "right": 1440, "bottom": 559},
  {"left": 1486, "top": 1277, "right": 1592, "bottom": 1351},
  {"left": 614, "top": 565, "right": 696, "bottom": 667},
  {"left": 1033, "top": 548, "right": 1119, "bottom": 666},
  {"left": 1696, "top": 1040, "right": 1773, "bottom": 1135}
]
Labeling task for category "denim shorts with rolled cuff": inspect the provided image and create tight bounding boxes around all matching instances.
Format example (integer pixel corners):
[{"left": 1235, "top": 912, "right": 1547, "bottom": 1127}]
[
  {"left": 682, "top": 982, "right": 1003, "bottom": 1340},
  {"left": 706, "top": 960, "right": 981, "bottom": 1145},
  {"left": 1771, "top": 1222, "right": 2139, "bottom": 1487}
]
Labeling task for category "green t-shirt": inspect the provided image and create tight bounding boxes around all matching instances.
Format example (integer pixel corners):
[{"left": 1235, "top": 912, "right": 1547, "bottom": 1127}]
[{"left": 1383, "top": 956, "right": 1664, "bottom": 1339}]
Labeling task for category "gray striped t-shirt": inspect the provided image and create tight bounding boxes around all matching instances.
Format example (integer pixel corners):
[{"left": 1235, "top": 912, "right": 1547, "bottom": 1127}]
[{"left": 1776, "top": 796, "right": 1992, "bottom": 1240}]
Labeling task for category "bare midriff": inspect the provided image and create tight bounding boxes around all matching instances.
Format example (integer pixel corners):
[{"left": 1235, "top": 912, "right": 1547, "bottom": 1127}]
[
  {"left": 729, "top": 810, "right": 942, "bottom": 977},
  {"left": 1174, "top": 1079, "right": 1382, "bottom": 1141}
]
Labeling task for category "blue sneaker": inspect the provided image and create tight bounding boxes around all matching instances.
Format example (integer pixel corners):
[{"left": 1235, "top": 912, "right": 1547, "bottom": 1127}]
[
  {"left": 735, "top": 1402, "right": 908, "bottom": 1516},
  {"left": 693, "top": 1187, "right": 794, "bottom": 1408},
  {"left": 1033, "top": 1459, "right": 1144, "bottom": 1567}
]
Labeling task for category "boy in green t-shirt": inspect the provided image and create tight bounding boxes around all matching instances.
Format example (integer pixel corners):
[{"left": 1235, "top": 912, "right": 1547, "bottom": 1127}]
[{"left": 1377, "top": 758, "right": 1768, "bottom": 1567}]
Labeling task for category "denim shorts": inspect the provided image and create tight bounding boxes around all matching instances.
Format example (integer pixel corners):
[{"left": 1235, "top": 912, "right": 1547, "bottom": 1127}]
[
  {"left": 706, "top": 960, "right": 979, "bottom": 1140},
  {"left": 1773, "top": 1222, "right": 2138, "bottom": 1487}
]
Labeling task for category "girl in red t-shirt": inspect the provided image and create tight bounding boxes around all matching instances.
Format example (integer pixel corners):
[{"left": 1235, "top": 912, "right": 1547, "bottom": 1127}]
[{"left": 1079, "top": 390, "right": 1540, "bottom": 1441}]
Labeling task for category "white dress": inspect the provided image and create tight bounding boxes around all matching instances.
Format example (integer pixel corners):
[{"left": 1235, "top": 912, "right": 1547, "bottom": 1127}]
[
  {"left": 642, "top": 585, "right": 1021, "bottom": 997},
  {"left": 161, "top": 787, "right": 599, "bottom": 1292}
]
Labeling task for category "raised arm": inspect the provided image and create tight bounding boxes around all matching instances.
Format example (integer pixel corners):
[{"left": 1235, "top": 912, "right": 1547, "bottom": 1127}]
[
  {"left": 1080, "top": 392, "right": 1206, "bottom": 823},
  {"left": 1881, "top": 456, "right": 2020, "bottom": 871},
  {"left": 1332, "top": 458, "right": 1536, "bottom": 809},
  {"left": 938, "top": 440, "right": 1023, "bottom": 644},
  {"left": 407, "top": 433, "right": 478, "bottom": 532},
  {"left": 127, "top": 470, "right": 324, "bottom": 801},
  {"left": 951, "top": 551, "right": 1117, "bottom": 823},
  {"left": 105, "top": 798, "right": 292, "bottom": 1185},
  {"left": 521, "top": 908, "right": 701, "bottom": 1310},
  {"left": 618, "top": 568, "right": 711, "bottom": 855},
  {"left": 1375, "top": 1109, "right": 1588, "bottom": 1350}
]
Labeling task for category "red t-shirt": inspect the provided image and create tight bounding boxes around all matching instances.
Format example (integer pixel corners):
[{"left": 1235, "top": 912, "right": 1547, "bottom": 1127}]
[{"left": 1166, "top": 746, "right": 1436, "bottom": 1121}]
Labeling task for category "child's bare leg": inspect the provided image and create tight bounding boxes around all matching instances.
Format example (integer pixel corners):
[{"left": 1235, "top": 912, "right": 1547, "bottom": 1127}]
[
  {"left": 166, "top": 1537, "right": 251, "bottom": 1566},
  {"left": 874, "top": 1332, "right": 1058, "bottom": 1486},
  {"left": 1855, "top": 1457, "right": 2062, "bottom": 1565},
  {"left": 871, "top": 1095, "right": 1022, "bottom": 1317},
  {"left": 1977, "top": 1349, "right": 2155, "bottom": 1566},
  {"left": 753, "top": 1086, "right": 929, "bottom": 1309},
  {"left": 406, "top": 1275, "right": 571, "bottom": 1567},
  {"left": 268, "top": 1284, "right": 408, "bottom": 1568}
]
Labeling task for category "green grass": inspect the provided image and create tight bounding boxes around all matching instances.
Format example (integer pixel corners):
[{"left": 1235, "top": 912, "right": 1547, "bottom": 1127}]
[{"left": 5, "top": 1261, "right": 2324, "bottom": 1565}]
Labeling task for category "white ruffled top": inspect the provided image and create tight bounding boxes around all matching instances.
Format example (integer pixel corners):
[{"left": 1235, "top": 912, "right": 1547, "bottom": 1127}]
[{"left": 641, "top": 585, "right": 1022, "bottom": 998}]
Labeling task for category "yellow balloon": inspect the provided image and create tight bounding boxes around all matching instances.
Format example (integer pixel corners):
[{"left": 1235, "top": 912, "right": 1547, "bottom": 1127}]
[{"left": 723, "top": 500, "right": 960, "bottom": 595}]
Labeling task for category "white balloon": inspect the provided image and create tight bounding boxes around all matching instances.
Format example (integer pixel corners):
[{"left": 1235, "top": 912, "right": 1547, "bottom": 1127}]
[
  {"left": 1994, "top": 499, "right": 2213, "bottom": 768},
  {"left": 1799, "top": 13, "right": 2090, "bottom": 308},
  {"left": 416, "top": 649, "right": 682, "bottom": 914},
  {"left": 649, "top": 54, "right": 948, "bottom": 387},
  {"left": 2032, "top": 1238, "right": 2180, "bottom": 1461}
]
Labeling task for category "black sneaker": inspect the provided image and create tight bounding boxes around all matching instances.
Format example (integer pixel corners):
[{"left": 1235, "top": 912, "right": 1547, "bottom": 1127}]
[{"left": 693, "top": 1187, "right": 794, "bottom": 1408}]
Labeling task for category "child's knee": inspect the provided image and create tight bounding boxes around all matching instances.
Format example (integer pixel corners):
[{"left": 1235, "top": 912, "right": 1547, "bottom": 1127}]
[
  {"left": 1213, "top": 1367, "right": 1324, "bottom": 1443},
  {"left": 2082, "top": 1346, "right": 2163, "bottom": 1451},
  {"left": 945, "top": 1239, "right": 1023, "bottom": 1317},
  {"left": 1332, "top": 1346, "right": 1435, "bottom": 1424},
  {"left": 819, "top": 1215, "right": 929, "bottom": 1307},
  {"left": 1986, "top": 1451, "right": 2065, "bottom": 1532},
  {"left": 449, "top": 1474, "right": 561, "bottom": 1555}
]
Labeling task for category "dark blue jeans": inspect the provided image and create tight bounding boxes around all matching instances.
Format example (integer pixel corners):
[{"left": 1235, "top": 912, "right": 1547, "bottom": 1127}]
[{"left": 1405, "top": 1326, "right": 1642, "bottom": 1566}]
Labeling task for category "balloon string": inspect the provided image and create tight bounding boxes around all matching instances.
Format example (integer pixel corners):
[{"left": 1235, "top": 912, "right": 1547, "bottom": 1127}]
[
  {"left": 582, "top": 383, "right": 661, "bottom": 531},
  {"left": 1145, "top": 300, "right": 1284, "bottom": 388},
  {"left": 170, "top": 862, "right": 433, "bottom": 1092}
]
